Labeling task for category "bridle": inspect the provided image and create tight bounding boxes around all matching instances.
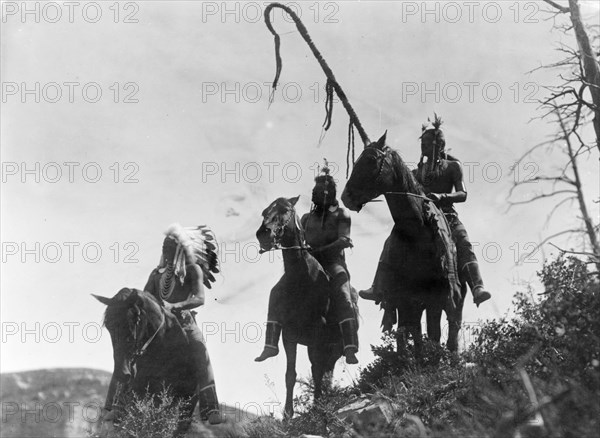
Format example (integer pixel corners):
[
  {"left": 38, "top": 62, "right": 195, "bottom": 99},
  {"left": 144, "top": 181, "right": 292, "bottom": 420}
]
[
  {"left": 355, "top": 146, "right": 434, "bottom": 204},
  {"left": 260, "top": 202, "right": 311, "bottom": 253},
  {"left": 129, "top": 303, "right": 166, "bottom": 367}
]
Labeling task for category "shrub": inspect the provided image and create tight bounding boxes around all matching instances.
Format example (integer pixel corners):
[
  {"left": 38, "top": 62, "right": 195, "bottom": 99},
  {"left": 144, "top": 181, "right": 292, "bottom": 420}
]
[{"left": 114, "top": 386, "right": 190, "bottom": 438}]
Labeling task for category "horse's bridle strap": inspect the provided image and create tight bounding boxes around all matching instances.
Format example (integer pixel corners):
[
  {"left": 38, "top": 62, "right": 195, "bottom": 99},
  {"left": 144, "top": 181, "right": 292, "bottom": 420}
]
[{"left": 132, "top": 307, "right": 166, "bottom": 361}]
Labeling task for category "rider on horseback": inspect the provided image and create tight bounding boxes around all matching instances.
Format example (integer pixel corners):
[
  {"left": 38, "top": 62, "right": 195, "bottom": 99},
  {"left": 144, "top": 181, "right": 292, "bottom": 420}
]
[
  {"left": 255, "top": 165, "right": 360, "bottom": 364},
  {"left": 103, "top": 224, "right": 223, "bottom": 425},
  {"left": 360, "top": 115, "right": 491, "bottom": 307}
]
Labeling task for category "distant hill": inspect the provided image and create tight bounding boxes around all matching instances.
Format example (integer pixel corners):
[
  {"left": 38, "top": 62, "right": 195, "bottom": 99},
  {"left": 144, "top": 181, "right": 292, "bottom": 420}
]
[
  {"left": 1, "top": 368, "right": 110, "bottom": 438},
  {"left": 0, "top": 368, "right": 259, "bottom": 438}
]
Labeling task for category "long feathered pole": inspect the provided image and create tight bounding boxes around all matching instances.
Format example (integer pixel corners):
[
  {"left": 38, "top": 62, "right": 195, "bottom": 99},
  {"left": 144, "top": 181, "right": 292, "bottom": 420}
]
[{"left": 264, "top": 2, "right": 371, "bottom": 148}]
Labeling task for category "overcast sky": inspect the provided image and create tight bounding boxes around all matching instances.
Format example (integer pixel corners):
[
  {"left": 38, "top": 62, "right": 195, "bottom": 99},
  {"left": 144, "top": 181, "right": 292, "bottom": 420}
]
[{"left": 2, "top": 1, "right": 599, "bottom": 416}]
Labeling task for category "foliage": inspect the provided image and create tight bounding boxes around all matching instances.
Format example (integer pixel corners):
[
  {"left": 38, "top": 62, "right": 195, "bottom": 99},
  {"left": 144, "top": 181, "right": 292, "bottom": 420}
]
[
  {"left": 285, "top": 377, "right": 357, "bottom": 437},
  {"left": 114, "top": 386, "right": 189, "bottom": 438},
  {"left": 350, "top": 255, "right": 599, "bottom": 437},
  {"left": 469, "top": 256, "right": 599, "bottom": 386},
  {"left": 357, "top": 331, "right": 451, "bottom": 393}
]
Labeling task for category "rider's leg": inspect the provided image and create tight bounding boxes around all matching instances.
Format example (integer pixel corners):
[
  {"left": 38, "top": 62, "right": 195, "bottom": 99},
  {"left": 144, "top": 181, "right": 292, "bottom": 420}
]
[
  {"left": 255, "top": 277, "right": 285, "bottom": 362},
  {"left": 450, "top": 217, "right": 491, "bottom": 306},
  {"left": 187, "top": 324, "right": 223, "bottom": 424},
  {"left": 359, "top": 235, "right": 393, "bottom": 303},
  {"left": 326, "top": 264, "right": 359, "bottom": 364}
]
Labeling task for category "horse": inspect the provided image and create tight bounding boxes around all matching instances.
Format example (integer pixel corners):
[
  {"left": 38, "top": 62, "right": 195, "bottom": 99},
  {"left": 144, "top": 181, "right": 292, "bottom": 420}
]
[
  {"left": 256, "top": 196, "right": 359, "bottom": 419},
  {"left": 93, "top": 288, "right": 199, "bottom": 435},
  {"left": 341, "top": 132, "right": 466, "bottom": 354}
]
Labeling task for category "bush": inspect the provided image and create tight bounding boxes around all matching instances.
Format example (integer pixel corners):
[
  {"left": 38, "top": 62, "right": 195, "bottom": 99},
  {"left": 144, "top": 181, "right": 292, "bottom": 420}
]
[
  {"left": 465, "top": 255, "right": 600, "bottom": 437},
  {"left": 114, "top": 386, "right": 190, "bottom": 438},
  {"left": 469, "top": 256, "right": 599, "bottom": 384},
  {"left": 350, "top": 255, "right": 600, "bottom": 437}
]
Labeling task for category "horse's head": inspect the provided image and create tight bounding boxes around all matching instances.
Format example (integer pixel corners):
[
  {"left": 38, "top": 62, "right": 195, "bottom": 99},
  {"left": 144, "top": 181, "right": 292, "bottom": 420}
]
[
  {"left": 342, "top": 132, "right": 392, "bottom": 211},
  {"left": 256, "top": 196, "right": 301, "bottom": 252},
  {"left": 342, "top": 131, "right": 422, "bottom": 212},
  {"left": 94, "top": 288, "right": 165, "bottom": 381}
]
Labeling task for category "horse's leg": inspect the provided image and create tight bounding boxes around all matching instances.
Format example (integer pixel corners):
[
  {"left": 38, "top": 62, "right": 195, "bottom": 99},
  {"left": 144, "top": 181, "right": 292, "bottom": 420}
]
[
  {"left": 446, "top": 282, "right": 467, "bottom": 352},
  {"left": 396, "top": 324, "right": 408, "bottom": 355},
  {"left": 426, "top": 305, "right": 443, "bottom": 344},
  {"left": 308, "top": 345, "right": 324, "bottom": 401},
  {"left": 283, "top": 339, "right": 297, "bottom": 420},
  {"left": 410, "top": 316, "right": 424, "bottom": 364}
]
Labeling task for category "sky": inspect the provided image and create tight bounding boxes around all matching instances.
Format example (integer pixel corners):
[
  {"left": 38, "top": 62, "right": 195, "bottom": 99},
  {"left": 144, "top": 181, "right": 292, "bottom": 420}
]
[{"left": 1, "top": 0, "right": 599, "bottom": 418}]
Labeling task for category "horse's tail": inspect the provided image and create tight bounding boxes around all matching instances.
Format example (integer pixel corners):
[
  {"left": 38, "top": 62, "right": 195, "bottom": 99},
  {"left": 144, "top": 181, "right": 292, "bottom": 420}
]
[{"left": 264, "top": 2, "right": 370, "bottom": 148}]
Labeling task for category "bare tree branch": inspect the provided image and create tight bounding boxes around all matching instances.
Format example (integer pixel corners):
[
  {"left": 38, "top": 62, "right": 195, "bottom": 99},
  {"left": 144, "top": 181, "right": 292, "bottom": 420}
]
[{"left": 542, "top": 0, "right": 570, "bottom": 13}]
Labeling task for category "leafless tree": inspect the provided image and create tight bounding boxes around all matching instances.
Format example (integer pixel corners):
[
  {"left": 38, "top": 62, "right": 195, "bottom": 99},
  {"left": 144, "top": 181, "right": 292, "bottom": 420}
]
[{"left": 509, "top": 0, "right": 599, "bottom": 270}]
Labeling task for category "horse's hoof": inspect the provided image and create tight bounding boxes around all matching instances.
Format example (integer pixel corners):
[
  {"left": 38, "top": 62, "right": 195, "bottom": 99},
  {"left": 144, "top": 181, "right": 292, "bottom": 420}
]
[
  {"left": 102, "top": 409, "right": 115, "bottom": 422},
  {"left": 207, "top": 410, "right": 224, "bottom": 425}
]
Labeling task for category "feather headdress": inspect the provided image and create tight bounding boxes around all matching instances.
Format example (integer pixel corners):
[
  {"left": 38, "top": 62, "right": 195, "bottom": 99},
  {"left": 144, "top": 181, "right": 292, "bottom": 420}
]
[
  {"left": 159, "top": 223, "right": 220, "bottom": 289},
  {"left": 417, "top": 113, "right": 447, "bottom": 185},
  {"left": 421, "top": 113, "right": 444, "bottom": 134}
]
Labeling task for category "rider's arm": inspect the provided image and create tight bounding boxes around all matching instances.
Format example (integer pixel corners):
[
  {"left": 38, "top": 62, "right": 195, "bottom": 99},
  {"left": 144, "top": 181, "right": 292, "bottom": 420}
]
[
  {"left": 430, "top": 162, "right": 467, "bottom": 206},
  {"left": 170, "top": 264, "right": 205, "bottom": 311}
]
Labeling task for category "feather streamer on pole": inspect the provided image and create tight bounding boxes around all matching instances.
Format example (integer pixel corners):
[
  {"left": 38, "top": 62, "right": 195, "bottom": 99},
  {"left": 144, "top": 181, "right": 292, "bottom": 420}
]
[{"left": 264, "top": 2, "right": 372, "bottom": 178}]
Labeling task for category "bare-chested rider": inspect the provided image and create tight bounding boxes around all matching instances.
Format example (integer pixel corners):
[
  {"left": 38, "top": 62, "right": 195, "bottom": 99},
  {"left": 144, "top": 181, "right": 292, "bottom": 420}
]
[
  {"left": 255, "top": 166, "right": 359, "bottom": 364},
  {"left": 360, "top": 116, "right": 491, "bottom": 306}
]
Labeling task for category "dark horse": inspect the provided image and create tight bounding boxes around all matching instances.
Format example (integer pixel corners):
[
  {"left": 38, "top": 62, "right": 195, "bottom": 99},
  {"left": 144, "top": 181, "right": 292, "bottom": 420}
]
[
  {"left": 256, "top": 196, "right": 359, "bottom": 418},
  {"left": 341, "top": 132, "right": 465, "bottom": 353},
  {"left": 94, "top": 288, "right": 198, "bottom": 435}
]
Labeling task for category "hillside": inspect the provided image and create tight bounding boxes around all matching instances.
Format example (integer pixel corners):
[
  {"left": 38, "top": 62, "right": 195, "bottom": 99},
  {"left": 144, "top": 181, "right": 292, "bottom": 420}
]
[
  {"left": 1, "top": 368, "right": 110, "bottom": 438},
  {"left": 0, "top": 368, "right": 259, "bottom": 438}
]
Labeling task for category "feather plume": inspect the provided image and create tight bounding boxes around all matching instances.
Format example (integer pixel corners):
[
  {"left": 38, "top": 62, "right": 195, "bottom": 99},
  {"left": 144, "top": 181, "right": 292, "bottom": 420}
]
[{"left": 432, "top": 113, "right": 443, "bottom": 130}]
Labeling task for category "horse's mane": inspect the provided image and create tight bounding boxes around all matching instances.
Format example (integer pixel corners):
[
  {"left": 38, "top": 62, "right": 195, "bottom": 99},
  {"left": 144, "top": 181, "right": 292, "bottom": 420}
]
[
  {"left": 102, "top": 288, "right": 161, "bottom": 328},
  {"left": 384, "top": 146, "right": 425, "bottom": 195}
]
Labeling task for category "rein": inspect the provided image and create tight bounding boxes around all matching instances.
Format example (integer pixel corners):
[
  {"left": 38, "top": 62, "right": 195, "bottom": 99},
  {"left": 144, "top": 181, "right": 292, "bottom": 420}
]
[
  {"left": 131, "top": 305, "right": 166, "bottom": 364},
  {"left": 259, "top": 244, "right": 310, "bottom": 254},
  {"left": 385, "top": 192, "right": 433, "bottom": 202}
]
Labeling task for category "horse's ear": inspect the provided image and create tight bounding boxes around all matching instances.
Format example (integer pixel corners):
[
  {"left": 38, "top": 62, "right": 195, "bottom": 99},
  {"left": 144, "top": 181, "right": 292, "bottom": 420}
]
[
  {"left": 375, "top": 131, "right": 387, "bottom": 149},
  {"left": 92, "top": 294, "right": 112, "bottom": 306},
  {"left": 288, "top": 196, "right": 300, "bottom": 206}
]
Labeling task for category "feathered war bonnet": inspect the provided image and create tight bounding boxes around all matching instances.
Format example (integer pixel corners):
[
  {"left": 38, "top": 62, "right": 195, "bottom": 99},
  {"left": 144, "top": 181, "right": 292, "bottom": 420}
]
[{"left": 159, "top": 223, "right": 220, "bottom": 288}]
